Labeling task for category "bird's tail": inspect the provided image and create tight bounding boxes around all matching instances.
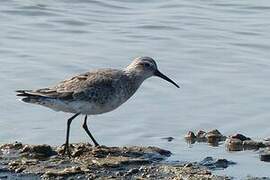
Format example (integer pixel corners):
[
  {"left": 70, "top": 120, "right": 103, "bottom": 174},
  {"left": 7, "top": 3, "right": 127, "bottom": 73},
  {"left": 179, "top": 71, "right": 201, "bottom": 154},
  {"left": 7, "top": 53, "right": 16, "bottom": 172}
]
[{"left": 16, "top": 90, "right": 44, "bottom": 104}]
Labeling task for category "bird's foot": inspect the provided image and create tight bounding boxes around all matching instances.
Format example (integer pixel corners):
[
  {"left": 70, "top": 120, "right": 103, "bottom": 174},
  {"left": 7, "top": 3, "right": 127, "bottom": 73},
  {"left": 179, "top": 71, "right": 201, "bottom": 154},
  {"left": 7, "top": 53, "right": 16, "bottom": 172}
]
[
  {"left": 62, "top": 144, "right": 71, "bottom": 157},
  {"left": 94, "top": 142, "right": 100, "bottom": 147}
]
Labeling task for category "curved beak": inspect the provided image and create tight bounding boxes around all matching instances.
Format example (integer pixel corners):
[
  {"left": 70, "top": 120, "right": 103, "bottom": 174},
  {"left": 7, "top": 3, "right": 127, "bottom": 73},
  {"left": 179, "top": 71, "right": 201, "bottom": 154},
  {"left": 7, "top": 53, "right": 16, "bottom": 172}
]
[{"left": 154, "top": 70, "right": 180, "bottom": 88}]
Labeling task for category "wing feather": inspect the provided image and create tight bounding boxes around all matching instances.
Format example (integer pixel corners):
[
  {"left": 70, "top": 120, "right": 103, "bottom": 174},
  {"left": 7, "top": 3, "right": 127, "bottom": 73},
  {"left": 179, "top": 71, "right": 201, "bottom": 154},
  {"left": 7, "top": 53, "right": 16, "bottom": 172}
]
[{"left": 16, "top": 69, "right": 123, "bottom": 102}]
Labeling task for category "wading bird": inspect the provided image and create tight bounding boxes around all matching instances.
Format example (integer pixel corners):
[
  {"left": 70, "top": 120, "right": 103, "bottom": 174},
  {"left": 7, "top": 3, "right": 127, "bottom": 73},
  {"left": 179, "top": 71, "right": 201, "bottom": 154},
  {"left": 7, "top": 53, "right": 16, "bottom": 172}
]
[{"left": 16, "top": 57, "right": 179, "bottom": 156}]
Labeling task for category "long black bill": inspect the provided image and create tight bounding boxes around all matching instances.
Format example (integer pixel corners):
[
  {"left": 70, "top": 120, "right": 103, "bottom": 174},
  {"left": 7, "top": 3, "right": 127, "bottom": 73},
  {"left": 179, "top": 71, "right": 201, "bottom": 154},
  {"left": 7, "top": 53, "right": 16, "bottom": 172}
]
[{"left": 154, "top": 70, "right": 180, "bottom": 88}]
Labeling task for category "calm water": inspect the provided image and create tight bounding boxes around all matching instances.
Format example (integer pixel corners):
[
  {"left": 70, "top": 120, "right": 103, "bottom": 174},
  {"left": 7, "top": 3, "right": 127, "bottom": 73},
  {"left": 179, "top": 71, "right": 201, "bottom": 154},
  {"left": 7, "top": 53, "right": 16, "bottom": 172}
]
[{"left": 1, "top": 0, "right": 270, "bottom": 178}]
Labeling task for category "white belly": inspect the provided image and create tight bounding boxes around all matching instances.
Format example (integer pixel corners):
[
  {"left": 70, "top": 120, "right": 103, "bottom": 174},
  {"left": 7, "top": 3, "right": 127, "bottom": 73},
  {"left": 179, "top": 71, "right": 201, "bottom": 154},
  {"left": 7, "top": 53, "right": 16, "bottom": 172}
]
[
  {"left": 68, "top": 100, "right": 123, "bottom": 115},
  {"left": 36, "top": 98, "right": 125, "bottom": 115}
]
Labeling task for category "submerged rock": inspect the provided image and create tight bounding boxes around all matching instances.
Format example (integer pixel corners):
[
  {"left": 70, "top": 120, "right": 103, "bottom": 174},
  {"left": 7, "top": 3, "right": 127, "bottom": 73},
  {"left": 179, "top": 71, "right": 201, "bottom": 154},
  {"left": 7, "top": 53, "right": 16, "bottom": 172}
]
[
  {"left": 226, "top": 134, "right": 266, "bottom": 152},
  {"left": 161, "top": 137, "right": 174, "bottom": 142},
  {"left": 263, "top": 141, "right": 270, "bottom": 147},
  {"left": 260, "top": 152, "right": 270, "bottom": 162},
  {"left": 206, "top": 129, "right": 226, "bottom": 146},
  {"left": 184, "top": 131, "right": 196, "bottom": 144},
  {"left": 225, "top": 137, "right": 243, "bottom": 151},
  {"left": 199, "top": 157, "right": 236, "bottom": 170},
  {"left": 243, "top": 140, "right": 266, "bottom": 150},
  {"left": 196, "top": 130, "right": 207, "bottom": 142},
  {"left": 185, "top": 131, "right": 196, "bottom": 139},
  {"left": 184, "top": 129, "right": 226, "bottom": 146}
]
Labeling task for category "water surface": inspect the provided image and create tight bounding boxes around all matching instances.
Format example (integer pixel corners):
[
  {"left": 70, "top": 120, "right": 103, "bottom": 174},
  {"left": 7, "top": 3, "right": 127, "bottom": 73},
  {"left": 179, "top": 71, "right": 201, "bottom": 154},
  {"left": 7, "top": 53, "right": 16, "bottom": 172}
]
[{"left": 1, "top": 0, "right": 270, "bottom": 178}]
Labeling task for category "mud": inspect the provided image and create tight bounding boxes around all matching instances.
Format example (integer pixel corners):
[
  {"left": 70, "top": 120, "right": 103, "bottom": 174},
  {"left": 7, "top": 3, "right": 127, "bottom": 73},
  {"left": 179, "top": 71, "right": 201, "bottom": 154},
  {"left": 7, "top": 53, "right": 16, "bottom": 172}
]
[{"left": 0, "top": 142, "right": 227, "bottom": 179}]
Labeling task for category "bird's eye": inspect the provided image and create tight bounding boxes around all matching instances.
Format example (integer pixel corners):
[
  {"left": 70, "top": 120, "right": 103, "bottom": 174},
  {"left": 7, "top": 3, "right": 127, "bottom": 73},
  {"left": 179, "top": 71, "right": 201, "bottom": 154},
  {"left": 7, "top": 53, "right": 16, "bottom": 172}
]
[{"left": 144, "top": 63, "right": 151, "bottom": 68}]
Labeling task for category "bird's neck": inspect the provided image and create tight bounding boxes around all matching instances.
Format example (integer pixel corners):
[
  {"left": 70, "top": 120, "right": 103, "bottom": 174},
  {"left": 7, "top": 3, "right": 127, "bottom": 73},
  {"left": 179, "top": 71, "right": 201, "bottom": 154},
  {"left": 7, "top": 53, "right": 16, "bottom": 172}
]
[
  {"left": 124, "top": 68, "right": 146, "bottom": 83},
  {"left": 123, "top": 68, "right": 147, "bottom": 92}
]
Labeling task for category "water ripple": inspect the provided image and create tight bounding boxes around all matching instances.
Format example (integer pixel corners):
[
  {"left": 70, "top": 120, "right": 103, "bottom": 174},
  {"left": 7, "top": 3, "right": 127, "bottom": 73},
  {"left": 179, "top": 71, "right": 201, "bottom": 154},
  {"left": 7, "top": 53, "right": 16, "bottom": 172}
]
[{"left": 1, "top": 1, "right": 270, "bottom": 178}]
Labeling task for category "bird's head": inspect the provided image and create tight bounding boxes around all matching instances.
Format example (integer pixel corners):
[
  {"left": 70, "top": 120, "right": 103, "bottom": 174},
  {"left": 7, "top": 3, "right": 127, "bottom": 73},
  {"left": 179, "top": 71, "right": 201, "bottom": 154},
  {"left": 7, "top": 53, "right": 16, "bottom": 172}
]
[{"left": 126, "top": 56, "right": 179, "bottom": 88}]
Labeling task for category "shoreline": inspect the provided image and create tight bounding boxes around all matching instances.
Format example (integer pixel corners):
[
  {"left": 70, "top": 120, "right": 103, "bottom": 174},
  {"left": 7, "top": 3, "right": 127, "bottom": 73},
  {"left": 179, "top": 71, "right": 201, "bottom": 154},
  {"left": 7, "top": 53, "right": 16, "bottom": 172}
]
[
  {"left": 0, "top": 142, "right": 228, "bottom": 179},
  {"left": 2, "top": 128, "right": 270, "bottom": 179}
]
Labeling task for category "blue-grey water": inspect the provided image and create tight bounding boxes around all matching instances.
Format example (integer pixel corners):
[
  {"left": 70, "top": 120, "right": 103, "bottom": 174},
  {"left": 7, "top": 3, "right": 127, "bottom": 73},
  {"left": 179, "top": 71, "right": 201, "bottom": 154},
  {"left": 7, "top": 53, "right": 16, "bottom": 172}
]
[{"left": 1, "top": 0, "right": 270, "bottom": 178}]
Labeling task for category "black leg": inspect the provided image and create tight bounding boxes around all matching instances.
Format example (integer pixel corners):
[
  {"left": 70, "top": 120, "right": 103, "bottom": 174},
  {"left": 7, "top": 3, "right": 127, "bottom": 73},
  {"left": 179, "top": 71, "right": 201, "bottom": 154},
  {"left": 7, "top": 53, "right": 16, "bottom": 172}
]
[
  {"left": 82, "top": 115, "right": 99, "bottom": 146},
  {"left": 63, "top": 113, "right": 80, "bottom": 157}
]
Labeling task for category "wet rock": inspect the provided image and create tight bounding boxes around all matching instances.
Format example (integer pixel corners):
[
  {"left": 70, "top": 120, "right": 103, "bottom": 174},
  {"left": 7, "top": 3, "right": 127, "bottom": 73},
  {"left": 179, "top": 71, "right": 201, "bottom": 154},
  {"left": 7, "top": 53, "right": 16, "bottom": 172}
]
[
  {"left": 199, "top": 157, "right": 236, "bottom": 170},
  {"left": 184, "top": 163, "right": 193, "bottom": 167},
  {"left": 20, "top": 144, "right": 57, "bottom": 158},
  {"left": 206, "top": 129, "right": 226, "bottom": 145},
  {"left": 148, "top": 146, "right": 171, "bottom": 157},
  {"left": 185, "top": 131, "right": 196, "bottom": 139},
  {"left": 0, "top": 142, "right": 23, "bottom": 150},
  {"left": 8, "top": 161, "right": 20, "bottom": 168},
  {"left": 231, "top": 134, "right": 251, "bottom": 141},
  {"left": 243, "top": 140, "right": 266, "bottom": 150},
  {"left": 21, "top": 159, "right": 38, "bottom": 165},
  {"left": 45, "top": 166, "right": 83, "bottom": 177},
  {"left": 260, "top": 154, "right": 270, "bottom": 162},
  {"left": 225, "top": 137, "right": 243, "bottom": 151},
  {"left": 184, "top": 131, "right": 196, "bottom": 144},
  {"left": 15, "top": 166, "right": 25, "bottom": 173},
  {"left": 0, "top": 142, "right": 229, "bottom": 179},
  {"left": 260, "top": 150, "right": 270, "bottom": 162},
  {"left": 146, "top": 174, "right": 155, "bottom": 178},
  {"left": 263, "top": 141, "right": 270, "bottom": 147},
  {"left": 71, "top": 144, "right": 90, "bottom": 157},
  {"left": 184, "top": 129, "right": 226, "bottom": 146},
  {"left": 263, "top": 141, "right": 270, "bottom": 148},
  {"left": 115, "top": 171, "right": 124, "bottom": 176},
  {"left": 124, "top": 168, "right": 139, "bottom": 176},
  {"left": 225, "top": 134, "right": 266, "bottom": 151},
  {"left": 57, "top": 144, "right": 76, "bottom": 156},
  {"left": 91, "top": 146, "right": 112, "bottom": 158},
  {"left": 196, "top": 130, "right": 207, "bottom": 142}
]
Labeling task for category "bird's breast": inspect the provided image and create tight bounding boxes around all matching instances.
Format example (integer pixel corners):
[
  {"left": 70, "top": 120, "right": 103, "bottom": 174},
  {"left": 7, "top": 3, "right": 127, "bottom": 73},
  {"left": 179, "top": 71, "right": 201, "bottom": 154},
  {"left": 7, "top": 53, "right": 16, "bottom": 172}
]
[{"left": 76, "top": 86, "right": 139, "bottom": 115}]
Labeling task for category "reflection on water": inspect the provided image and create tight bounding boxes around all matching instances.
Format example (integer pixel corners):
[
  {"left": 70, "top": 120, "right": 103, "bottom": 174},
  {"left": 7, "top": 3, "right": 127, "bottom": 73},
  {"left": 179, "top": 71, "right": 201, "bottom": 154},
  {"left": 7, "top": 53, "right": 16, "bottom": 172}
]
[{"left": 1, "top": 0, "right": 270, "bottom": 178}]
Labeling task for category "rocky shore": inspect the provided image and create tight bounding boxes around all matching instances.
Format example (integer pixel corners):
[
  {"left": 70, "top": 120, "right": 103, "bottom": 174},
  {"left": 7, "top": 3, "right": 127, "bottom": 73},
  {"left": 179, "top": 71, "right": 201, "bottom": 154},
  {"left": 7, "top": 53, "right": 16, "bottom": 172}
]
[
  {"left": 1, "top": 129, "right": 270, "bottom": 179},
  {"left": 0, "top": 142, "right": 227, "bottom": 180},
  {"left": 184, "top": 129, "right": 270, "bottom": 163}
]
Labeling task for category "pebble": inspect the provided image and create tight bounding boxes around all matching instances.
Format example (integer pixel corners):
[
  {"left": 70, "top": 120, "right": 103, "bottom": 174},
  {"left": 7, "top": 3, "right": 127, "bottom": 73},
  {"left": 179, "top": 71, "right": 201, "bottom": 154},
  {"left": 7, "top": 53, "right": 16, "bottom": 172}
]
[
  {"left": 72, "top": 148, "right": 84, "bottom": 157},
  {"left": 15, "top": 167, "right": 25, "bottom": 173},
  {"left": 128, "top": 168, "right": 139, "bottom": 174},
  {"left": 146, "top": 174, "right": 155, "bottom": 178},
  {"left": 115, "top": 171, "right": 124, "bottom": 176},
  {"left": 139, "top": 166, "right": 145, "bottom": 172},
  {"left": 184, "top": 163, "right": 193, "bottom": 167}
]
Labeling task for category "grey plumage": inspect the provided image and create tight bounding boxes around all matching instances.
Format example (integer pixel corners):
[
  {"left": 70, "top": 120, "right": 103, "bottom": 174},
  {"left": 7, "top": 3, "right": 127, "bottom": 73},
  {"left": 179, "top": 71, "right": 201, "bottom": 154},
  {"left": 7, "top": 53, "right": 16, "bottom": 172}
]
[
  {"left": 16, "top": 68, "right": 142, "bottom": 114},
  {"left": 16, "top": 56, "right": 179, "bottom": 156}
]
